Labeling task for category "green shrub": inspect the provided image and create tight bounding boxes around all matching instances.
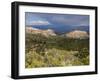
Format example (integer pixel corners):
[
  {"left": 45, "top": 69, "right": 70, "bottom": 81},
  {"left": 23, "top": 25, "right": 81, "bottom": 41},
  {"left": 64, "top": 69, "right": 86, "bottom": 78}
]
[{"left": 25, "top": 33, "right": 89, "bottom": 68}]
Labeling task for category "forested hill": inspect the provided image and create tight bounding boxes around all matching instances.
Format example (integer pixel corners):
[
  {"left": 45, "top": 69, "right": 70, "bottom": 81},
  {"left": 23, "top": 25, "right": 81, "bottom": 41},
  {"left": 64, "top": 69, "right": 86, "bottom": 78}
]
[{"left": 25, "top": 27, "right": 89, "bottom": 68}]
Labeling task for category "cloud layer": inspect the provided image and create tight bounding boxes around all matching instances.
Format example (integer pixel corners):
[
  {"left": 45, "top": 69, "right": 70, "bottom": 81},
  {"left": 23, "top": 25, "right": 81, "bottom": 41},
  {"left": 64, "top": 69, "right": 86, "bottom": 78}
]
[
  {"left": 25, "top": 12, "right": 89, "bottom": 26},
  {"left": 29, "top": 20, "right": 50, "bottom": 25}
]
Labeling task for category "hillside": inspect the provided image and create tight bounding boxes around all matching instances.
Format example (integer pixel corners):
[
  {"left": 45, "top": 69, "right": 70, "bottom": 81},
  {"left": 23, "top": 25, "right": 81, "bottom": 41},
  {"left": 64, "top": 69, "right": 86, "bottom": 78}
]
[
  {"left": 26, "top": 27, "right": 56, "bottom": 37},
  {"left": 25, "top": 27, "right": 89, "bottom": 68},
  {"left": 65, "top": 30, "right": 89, "bottom": 39},
  {"left": 26, "top": 27, "right": 89, "bottom": 39}
]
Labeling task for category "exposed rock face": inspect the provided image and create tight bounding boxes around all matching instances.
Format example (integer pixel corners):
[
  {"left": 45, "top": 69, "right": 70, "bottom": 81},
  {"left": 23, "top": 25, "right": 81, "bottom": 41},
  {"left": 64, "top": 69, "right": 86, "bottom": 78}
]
[
  {"left": 26, "top": 27, "right": 89, "bottom": 39},
  {"left": 65, "top": 30, "right": 89, "bottom": 39},
  {"left": 26, "top": 27, "right": 56, "bottom": 37}
]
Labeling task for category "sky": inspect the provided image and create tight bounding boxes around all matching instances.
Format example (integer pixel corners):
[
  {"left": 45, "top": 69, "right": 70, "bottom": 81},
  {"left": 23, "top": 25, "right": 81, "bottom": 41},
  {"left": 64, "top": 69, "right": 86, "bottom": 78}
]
[{"left": 25, "top": 12, "right": 89, "bottom": 27}]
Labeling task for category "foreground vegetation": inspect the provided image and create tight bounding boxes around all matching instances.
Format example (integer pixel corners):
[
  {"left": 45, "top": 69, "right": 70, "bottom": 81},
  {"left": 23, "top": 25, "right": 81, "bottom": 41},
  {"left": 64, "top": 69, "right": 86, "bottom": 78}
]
[{"left": 25, "top": 33, "right": 89, "bottom": 68}]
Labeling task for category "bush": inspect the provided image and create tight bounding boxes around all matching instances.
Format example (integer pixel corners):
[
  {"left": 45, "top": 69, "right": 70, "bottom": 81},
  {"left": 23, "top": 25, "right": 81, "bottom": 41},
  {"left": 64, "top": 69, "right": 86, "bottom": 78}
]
[{"left": 25, "top": 33, "right": 89, "bottom": 68}]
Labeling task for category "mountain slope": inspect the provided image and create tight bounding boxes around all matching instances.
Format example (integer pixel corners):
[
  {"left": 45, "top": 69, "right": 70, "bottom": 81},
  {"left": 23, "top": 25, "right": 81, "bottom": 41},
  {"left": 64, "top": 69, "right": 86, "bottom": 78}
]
[
  {"left": 65, "top": 30, "right": 89, "bottom": 39},
  {"left": 26, "top": 27, "right": 56, "bottom": 37}
]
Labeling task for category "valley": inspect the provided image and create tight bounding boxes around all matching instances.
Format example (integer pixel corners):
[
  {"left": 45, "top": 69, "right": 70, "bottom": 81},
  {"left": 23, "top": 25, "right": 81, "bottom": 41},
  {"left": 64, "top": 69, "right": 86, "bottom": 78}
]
[{"left": 25, "top": 27, "right": 89, "bottom": 68}]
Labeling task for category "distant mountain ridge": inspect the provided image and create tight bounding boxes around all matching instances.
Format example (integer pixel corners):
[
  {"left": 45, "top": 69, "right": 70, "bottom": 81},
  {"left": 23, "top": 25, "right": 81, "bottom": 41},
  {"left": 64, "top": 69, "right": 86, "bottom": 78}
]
[
  {"left": 26, "top": 24, "right": 89, "bottom": 34},
  {"left": 26, "top": 27, "right": 89, "bottom": 39},
  {"left": 26, "top": 27, "right": 56, "bottom": 37},
  {"left": 65, "top": 30, "right": 89, "bottom": 39}
]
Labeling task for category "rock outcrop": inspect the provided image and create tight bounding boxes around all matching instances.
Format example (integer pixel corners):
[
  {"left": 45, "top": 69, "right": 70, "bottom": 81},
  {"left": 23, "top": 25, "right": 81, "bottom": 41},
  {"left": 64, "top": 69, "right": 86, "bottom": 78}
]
[
  {"left": 65, "top": 30, "right": 89, "bottom": 39},
  {"left": 26, "top": 27, "right": 56, "bottom": 37}
]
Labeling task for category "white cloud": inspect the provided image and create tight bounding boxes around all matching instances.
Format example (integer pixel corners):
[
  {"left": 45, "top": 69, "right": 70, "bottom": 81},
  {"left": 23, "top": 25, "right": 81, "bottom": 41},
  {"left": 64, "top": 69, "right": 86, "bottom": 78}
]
[{"left": 29, "top": 20, "right": 50, "bottom": 25}]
